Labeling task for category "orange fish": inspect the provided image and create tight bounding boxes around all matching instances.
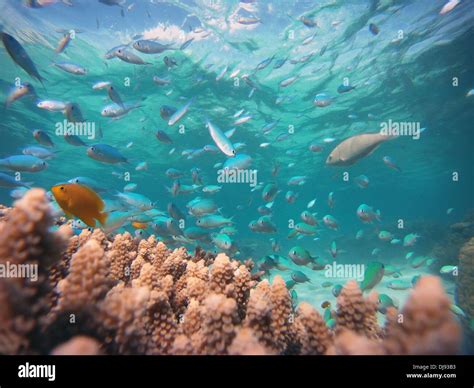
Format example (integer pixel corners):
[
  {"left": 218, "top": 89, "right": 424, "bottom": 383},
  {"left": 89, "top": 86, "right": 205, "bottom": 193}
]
[
  {"left": 51, "top": 183, "right": 108, "bottom": 228},
  {"left": 132, "top": 221, "right": 148, "bottom": 229}
]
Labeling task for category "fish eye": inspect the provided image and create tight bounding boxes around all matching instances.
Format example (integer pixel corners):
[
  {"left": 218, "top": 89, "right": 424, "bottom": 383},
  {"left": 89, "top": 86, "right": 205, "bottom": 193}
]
[
  {"left": 91, "top": 147, "right": 95, "bottom": 151},
  {"left": 328, "top": 156, "right": 332, "bottom": 161},
  {"left": 60, "top": 186, "right": 64, "bottom": 191}
]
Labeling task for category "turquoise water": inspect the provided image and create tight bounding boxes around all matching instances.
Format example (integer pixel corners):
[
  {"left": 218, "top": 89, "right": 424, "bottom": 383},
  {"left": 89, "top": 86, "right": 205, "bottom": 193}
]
[{"left": 0, "top": 0, "right": 473, "bottom": 338}]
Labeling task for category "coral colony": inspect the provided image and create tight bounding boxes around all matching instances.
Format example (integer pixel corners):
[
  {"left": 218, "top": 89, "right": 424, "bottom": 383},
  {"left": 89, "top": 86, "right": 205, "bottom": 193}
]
[{"left": 0, "top": 190, "right": 466, "bottom": 355}]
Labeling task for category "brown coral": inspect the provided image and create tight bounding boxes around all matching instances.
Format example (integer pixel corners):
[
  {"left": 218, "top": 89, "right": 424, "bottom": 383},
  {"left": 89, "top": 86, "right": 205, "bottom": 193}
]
[
  {"left": 50, "top": 335, "right": 102, "bottom": 355},
  {"left": 197, "top": 294, "right": 239, "bottom": 355},
  {"left": 228, "top": 327, "right": 274, "bottom": 355},
  {"left": 295, "top": 302, "right": 332, "bottom": 355},
  {"left": 457, "top": 238, "right": 474, "bottom": 320},
  {"left": 56, "top": 239, "right": 113, "bottom": 312},
  {"left": 336, "top": 280, "right": 381, "bottom": 339},
  {"left": 0, "top": 189, "right": 67, "bottom": 354},
  {"left": 0, "top": 190, "right": 465, "bottom": 356},
  {"left": 107, "top": 232, "right": 136, "bottom": 282},
  {"left": 381, "top": 276, "right": 461, "bottom": 355}
]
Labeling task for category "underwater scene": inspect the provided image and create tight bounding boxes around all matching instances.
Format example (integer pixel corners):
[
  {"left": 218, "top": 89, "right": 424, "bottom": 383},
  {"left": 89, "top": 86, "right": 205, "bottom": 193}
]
[{"left": 0, "top": 0, "right": 473, "bottom": 356}]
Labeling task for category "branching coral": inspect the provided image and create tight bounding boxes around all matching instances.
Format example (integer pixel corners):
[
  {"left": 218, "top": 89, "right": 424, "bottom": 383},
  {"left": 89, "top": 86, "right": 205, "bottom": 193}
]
[
  {"left": 381, "top": 276, "right": 461, "bottom": 355},
  {"left": 457, "top": 238, "right": 474, "bottom": 319},
  {"left": 457, "top": 237, "right": 474, "bottom": 352},
  {"left": 50, "top": 335, "right": 102, "bottom": 355},
  {"left": 0, "top": 189, "right": 67, "bottom": 354},
  {"left": 336, "top": 280, "right": 381, "bottom": 339},
  {"left": 330, "top": 277, "right": 461, "bottom": 355},
  {"left": 0, "top": 190, "right": 465, "bottom": 355},
  {"left": 56, "top": 239, "right": 114, "bottom": 312},
  {"left": 295, "top": 302, "right": 332, "bottom": 355}
]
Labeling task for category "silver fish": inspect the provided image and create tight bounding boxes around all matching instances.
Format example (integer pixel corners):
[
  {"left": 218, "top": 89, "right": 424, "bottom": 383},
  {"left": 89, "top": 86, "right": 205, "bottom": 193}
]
[
  {"left": 133, "top": 39, "right": 174, "bottom": 54},
  {"left": 326, "top": 133, "right": 395, "bottom": 166},
  {"left": 115, "top": 48, "right": 151, "bottom": 65}
]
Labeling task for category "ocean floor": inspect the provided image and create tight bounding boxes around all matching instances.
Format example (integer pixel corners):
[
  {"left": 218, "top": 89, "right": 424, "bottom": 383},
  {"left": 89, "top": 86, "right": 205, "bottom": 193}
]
[{"left": 267, "top": 257, "right": 458, "bottom": 325}]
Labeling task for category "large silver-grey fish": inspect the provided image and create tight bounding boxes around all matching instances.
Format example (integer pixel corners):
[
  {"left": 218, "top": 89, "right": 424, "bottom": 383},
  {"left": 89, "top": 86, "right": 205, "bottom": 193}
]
[
  {"left": 115, "top": 48, "right": 151, "bottom": 65},
  {"left": 133, "top": 39, "right": 174, "bottom": 54},
  {"left": 206, "top": 119, "right": 235, "bottom": 157},
  {"left": 0, "top": 32, "right": 45, "bottom": 85},
  {"left": 52, "top": 62, "right": 87, "bottom": 75},
  {"left": 24, "top": 0, "right": 72, "bottom": 8},
  {"left": 326, "top": 133, "right": 395, "bottom": 166},
  {"left": 105, "top": 44, "right": 128, "bottom": 59},
  {"left": 168, "top": 98, "right": 194, "bottom": 126}
]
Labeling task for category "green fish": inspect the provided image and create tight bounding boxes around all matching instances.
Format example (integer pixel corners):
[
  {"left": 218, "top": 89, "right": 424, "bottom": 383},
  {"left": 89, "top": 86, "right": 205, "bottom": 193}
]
[
  {"left": 323, "top": 307, "right": 332, "bottom": 323},
  {"left": 290, "top": 290, "right": 298, "bottom": 309},
  {"left": 326, "top": 318, "right": 336, "bottom": 329},
  {"left": 360, "top": 262, "right": 384, "bottom": 291},
  {"left": 411, "top": 275, "right": 421, "bottom": 286},
  {"left": 387, "top": 279, "right": 412, "bottom": 290},
  {"left": 294, "top": 222, "right": 318, "bottom": 235},
  {"left": 410, "top": 255, "right": 427, "bottom": 268},
  {"left": 288, "top": 245, "right": 314, "bottom": 266},
  {"left": 384, "top": 265, "right": 402, "bottom": 277},
  {"left": 291, "top": 270, "right": 311, "bottom": 284},
  {"left": 440, "top": 265, "right": 458, "bottom": 275},
  {"left": 378, "top": 294, "right": 398, "bottom": 314},
  {"left": 332, "top": 284, "right": 343, "bottom": 297},
  {"left": 450, "top": 304, "right": 465, "bottom": 318},
  {"left": 285, "top": 279, "right": 296, "bottom": 290}
]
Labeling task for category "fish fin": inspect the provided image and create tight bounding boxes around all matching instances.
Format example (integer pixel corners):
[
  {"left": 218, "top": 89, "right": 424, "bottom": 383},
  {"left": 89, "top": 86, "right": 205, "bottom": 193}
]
[
  {"left": 375, "top": 210, "right": 382, "bottom": 222},
  {"left": 97, "top": 211, "right": 108, "bottom": 226},
  {"left": 63, "top": 210, "right": 74, "bottom": 219},
  {"left": 81, "top": 215, "right": 97, "bottom": 228}
]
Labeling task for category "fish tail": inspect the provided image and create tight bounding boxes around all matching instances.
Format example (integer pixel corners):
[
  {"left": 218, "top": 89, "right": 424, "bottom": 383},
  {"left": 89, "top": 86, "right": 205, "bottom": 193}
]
[
  {"left": 97, "top": 211, "right": 108, "bottom": 226},
  {"left": 376, "top": 210, "right": 382, "bottom": 221},
  {"left": 38, "top": 76, "right": 47, "bottom": 91}
]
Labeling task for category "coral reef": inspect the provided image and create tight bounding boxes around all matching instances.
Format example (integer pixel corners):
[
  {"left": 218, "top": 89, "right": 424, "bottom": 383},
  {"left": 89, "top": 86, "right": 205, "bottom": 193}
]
[
  {"left": 431, "top": 209, "right": 474, "bottom": 265},
  {"left": 457, "top": 237, "right": 474, "bottom": 352},
  {"left": 458, "top": 238, "right": 474, "bottom": 320},
  {"left": 0, "top": 190, "right": 464, "bottom": 355}
]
